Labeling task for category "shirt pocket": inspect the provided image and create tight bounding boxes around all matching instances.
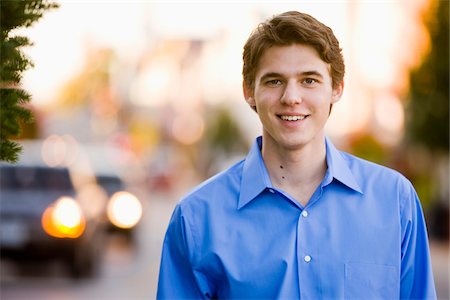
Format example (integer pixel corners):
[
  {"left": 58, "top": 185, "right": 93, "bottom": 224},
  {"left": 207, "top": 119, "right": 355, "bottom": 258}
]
[{"left": 344, "top": 262, "right": 398, "bottom": 299}]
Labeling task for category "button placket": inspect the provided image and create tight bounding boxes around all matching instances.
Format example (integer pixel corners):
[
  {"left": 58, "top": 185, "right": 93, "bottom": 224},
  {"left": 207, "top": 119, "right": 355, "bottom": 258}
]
[
  {"left": 297, "top": 206, "right": 317, "bottom": 297},
  {"left": 298, "top": 209, "right": 311, "bottom": 265}
]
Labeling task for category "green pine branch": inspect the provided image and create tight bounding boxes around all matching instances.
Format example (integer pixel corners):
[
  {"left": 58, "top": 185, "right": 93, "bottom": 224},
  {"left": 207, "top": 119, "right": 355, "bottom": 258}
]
[{"left": 0, "top": 0, "right": 59, "bottom": 163}]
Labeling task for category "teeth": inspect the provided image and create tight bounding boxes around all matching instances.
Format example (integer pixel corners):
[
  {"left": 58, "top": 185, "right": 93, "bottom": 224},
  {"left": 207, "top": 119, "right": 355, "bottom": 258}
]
[{"left": 280, "top": 115, "right": 306, "bottom": 121}]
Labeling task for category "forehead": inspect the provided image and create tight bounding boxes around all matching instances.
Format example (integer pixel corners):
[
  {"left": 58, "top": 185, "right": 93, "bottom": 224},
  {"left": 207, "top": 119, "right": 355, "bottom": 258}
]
[{"left": 256, "top": 44, "right": 331, "bottom": 79}]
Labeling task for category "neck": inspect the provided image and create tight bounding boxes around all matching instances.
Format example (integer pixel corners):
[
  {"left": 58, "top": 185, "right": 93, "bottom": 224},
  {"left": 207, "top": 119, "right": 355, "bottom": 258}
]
[{"left": 261, "top": 135, "right": 327, "bottom": 197}]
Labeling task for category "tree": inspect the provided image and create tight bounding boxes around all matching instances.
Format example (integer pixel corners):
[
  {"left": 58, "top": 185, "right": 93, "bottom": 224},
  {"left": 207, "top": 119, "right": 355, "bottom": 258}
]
[
  {"left": 0, "top": 0, "right": 58, "bottom": 163},
  {"left": 406, "top": 0, "right": 449, "bottom": 153},
  {"left": 404, "top": 0, "right": 449, "bottom": 240}
]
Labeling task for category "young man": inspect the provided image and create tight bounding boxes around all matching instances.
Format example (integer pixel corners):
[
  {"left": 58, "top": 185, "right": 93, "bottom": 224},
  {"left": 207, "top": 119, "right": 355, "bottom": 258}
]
[{"left": 157, "top": 11, "right": 436, "bottom": 299}]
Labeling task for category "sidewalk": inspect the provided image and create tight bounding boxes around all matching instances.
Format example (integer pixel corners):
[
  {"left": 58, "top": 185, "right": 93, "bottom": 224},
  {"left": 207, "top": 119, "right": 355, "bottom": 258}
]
[{"left": 430, "top": 239, "right": 449, "bottom": 299}]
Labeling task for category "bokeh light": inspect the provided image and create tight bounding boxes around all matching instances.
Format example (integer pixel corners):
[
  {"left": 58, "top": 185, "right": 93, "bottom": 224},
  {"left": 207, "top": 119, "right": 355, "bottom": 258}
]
[{"left": 107, "top": 191, "right": 143, "bottom": 229}]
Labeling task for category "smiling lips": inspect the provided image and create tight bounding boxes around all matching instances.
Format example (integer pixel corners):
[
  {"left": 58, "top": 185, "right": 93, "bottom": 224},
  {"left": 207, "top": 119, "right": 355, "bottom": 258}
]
[{"left": 279, "top": 115, "right": 308, "bottom": 121}]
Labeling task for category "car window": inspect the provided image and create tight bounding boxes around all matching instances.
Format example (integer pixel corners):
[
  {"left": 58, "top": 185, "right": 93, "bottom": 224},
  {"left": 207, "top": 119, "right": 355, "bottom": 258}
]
[
  {"left": 96, "top": 175, "right": 124, "bottom": 194},
  {"left": 0, "top": 166, "right": 74, "bottom": 191}
]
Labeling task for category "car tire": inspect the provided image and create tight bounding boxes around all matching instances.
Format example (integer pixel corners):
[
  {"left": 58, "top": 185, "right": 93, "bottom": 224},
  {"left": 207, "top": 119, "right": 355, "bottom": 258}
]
[{"left": 67, "top": 236, "right": 102, "bottom": 279}]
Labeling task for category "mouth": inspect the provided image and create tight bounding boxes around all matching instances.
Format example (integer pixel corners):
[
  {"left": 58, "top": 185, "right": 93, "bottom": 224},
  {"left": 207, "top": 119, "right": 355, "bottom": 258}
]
[{"left": 278, "top": 114, "right": 309, "bottom": 121}]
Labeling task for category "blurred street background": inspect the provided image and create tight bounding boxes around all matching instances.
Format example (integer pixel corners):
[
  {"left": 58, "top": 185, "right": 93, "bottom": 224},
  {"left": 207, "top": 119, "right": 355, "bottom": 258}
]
[{"left": 1, "top": 1, "right": 448, "bottom": 299}]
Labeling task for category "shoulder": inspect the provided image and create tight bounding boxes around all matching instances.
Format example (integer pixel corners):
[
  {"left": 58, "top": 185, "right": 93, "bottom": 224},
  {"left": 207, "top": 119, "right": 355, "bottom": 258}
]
[
  {"left": 340, "top": 151, "right": 408, "bottom": 181},
  {"left": 339, "top": 151, "right": 415, "bottom": 196},
  {"left": 338, "top": 151, "right": 421, "bottom": 222}
]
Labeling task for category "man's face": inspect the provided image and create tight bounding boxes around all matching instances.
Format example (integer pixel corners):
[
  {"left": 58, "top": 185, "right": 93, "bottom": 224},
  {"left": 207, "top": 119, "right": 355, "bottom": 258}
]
[{"left": 244, "top": 44, "right": 343, "bottom": 152}]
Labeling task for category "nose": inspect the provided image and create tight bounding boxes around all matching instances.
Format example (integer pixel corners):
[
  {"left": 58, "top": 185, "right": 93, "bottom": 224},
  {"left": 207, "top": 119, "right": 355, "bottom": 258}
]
[{"left": 280, "top": 81, "right": 302, "bottom": 105}]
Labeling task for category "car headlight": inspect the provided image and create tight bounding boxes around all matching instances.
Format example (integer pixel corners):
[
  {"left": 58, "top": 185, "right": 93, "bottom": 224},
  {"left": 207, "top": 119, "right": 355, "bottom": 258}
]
[
  {"left": 107, "top": 191, "right": 142, "bottom": 229},
  {"left": 42, "top": 196, "right": 86, "bottom": 238}
]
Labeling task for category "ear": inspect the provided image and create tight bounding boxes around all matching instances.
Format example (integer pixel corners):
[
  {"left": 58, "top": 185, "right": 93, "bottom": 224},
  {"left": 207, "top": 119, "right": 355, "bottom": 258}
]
[
  {"left": 331, "top": 80, "right": 344, "bottom": 104},
  {"left": 243, "top": 81, "right": 257, "bottom": 111}
]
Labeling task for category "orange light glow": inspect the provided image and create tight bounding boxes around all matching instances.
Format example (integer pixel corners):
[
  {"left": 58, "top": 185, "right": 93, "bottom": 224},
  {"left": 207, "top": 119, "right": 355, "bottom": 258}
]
[{"left": 41, "top": 196, "right": 86, "bottom": 238}]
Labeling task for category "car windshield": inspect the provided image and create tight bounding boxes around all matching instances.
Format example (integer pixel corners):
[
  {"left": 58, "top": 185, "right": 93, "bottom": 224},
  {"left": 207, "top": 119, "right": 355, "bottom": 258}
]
[
  {"left": 96, "top": 175, "right": 124, "bottom": 194},
  {"left": 0, "top": 166, "right": 74, "bottom": 191}
]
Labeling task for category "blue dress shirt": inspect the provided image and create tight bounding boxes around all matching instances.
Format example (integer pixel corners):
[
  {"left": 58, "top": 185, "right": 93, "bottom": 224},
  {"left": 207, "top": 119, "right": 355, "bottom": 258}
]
[{"left": 157, "top": 137, "right": 436, "bottom": 299}]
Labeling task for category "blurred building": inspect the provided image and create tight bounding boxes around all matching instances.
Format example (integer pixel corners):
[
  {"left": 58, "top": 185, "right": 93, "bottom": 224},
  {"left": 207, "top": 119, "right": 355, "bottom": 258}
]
[{"left": 18, "top": 1, "right": 445, "bottom": 210}]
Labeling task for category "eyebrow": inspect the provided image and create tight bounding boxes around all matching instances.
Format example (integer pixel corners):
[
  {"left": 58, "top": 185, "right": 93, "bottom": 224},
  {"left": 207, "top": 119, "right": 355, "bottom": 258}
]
[
  {"left": 301, "top": 71, "right": 324, "bottom": 79},
  {"left": 259, "top": 71, "right": 324, "bottom": 82}
]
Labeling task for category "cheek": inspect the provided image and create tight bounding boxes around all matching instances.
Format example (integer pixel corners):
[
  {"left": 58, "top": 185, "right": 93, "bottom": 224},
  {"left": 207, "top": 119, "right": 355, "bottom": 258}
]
[
  {"left": 255, "top": 98, "right": 275, "bottom": 113},
  {"left": 255, "top": 88, "right": 282, "bottom": 104},
  {"left": 306, "top": 90, "right": 334, "bottom": 105}
]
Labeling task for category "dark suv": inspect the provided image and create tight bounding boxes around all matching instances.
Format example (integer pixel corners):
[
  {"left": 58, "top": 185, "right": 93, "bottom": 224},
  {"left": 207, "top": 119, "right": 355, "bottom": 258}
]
[{"left": 0, "top": 164, "right": 105, "bottom": 278}]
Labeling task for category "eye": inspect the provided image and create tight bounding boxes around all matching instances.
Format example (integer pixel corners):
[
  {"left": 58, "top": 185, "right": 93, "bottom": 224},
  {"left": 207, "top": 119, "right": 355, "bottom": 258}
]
[
  {"left": 303, "top": 78, "right": 317, "bottom": 85},
  {"left": 266, "top": 79, "right": 283, "bottom": 87}
]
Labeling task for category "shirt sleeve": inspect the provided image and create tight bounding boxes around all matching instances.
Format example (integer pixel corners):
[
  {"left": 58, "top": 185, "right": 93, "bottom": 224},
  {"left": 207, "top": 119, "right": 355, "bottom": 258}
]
[
  {"left": 400, "top": 182, "right": 437, "bottom": 299},
  {"left": 157, "top": 204, "right": 209, "bottom": 299}
]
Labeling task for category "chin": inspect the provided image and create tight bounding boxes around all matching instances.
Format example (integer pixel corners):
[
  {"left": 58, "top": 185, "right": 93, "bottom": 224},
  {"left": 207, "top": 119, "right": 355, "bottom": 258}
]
[
  {"left": 276, "top": 137, "right": 308, "bottom": 150},
  {"left": 263, "top": 130, "right": 320, "bottom": 152},
  {"left": 278, "top": 134, "right": 322, "bottom": 150},
  {"left": 282, "top": 142, "right": 308, "bottom": 151}
]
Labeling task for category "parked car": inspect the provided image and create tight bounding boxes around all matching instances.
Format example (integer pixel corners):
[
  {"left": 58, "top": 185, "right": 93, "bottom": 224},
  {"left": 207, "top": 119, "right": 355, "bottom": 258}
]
[
  {"left": 80, "top": 142, "right": 143, "bottom": 240},
  {"left": 0, "top": 164, "right": 106, "bottom": 278},
  {"left": 95, "top": 173, "right": 142, "bottom": 241}
]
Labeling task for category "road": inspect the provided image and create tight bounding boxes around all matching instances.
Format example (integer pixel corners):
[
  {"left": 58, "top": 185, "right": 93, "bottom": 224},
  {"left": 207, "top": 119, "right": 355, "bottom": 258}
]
[
  {"left": 0, "top": 186, "right": 179, "bottom": 300},
  {"left": 1, "top": 185, "right": 449, "bottom": 299}
]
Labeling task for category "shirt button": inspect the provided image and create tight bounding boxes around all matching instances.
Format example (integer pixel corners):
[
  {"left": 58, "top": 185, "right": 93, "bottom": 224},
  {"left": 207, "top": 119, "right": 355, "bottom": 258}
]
[
  {"left": 301, "top": 210, "right": 309, "bottom": 217},
  {"left": 268, "top": 189, "right": 275, "bottom": 193},
  {"left": 304, "top": 255, "right": 312, "bottom": 263}
]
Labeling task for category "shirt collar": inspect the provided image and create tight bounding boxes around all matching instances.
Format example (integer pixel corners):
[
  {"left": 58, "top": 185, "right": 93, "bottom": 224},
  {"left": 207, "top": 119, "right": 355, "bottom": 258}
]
[
  {"left": 238, "top": 136, "right": 363, "bottom": 210},
  {"left": 238, "top": 137, "right": 271, "bottom": 209},
  {"left": 324, "top": 136, "right": 363, "bottom": 194}
]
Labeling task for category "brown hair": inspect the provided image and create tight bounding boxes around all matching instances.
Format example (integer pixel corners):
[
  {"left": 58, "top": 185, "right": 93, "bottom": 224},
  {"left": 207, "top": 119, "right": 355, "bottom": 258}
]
[{"left": 242, "top": 11, "right": 345, "bottom": 91}]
